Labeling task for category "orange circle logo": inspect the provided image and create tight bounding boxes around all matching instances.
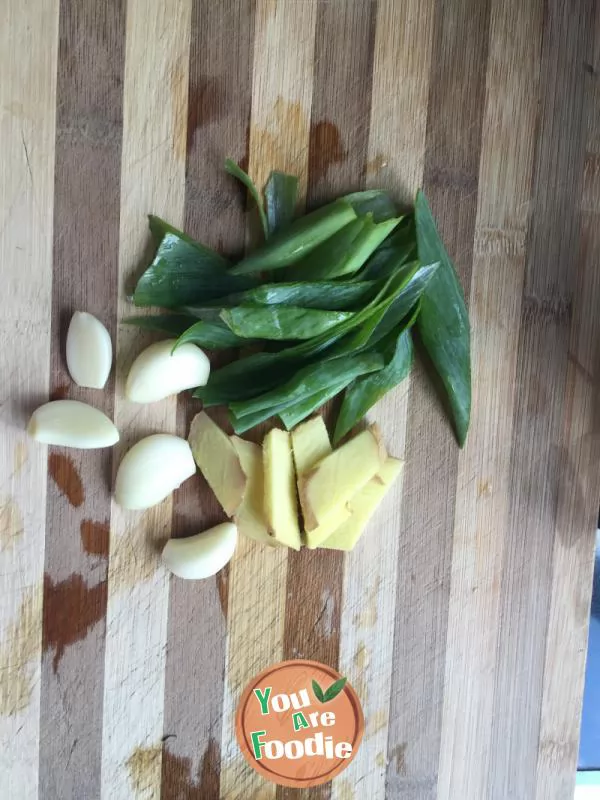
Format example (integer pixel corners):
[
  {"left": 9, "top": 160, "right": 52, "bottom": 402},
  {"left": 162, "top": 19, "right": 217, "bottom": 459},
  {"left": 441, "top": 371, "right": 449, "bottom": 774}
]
[{"left": 235, "top": 660, "right": 364, "bottom": 788}]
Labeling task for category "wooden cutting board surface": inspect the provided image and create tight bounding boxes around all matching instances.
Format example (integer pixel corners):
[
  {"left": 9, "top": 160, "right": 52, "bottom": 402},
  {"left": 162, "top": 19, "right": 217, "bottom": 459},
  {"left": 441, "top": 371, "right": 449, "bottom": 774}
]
[{"left": 1, "top": 1, "right": 599, "bottom": 798}]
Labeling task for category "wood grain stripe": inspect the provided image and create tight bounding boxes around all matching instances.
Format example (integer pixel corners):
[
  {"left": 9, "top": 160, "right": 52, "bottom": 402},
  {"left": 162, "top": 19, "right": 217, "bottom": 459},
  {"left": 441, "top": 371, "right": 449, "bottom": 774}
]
[
  {"left": 39, "top": 2, "right": 125, "bottom": 796},
  {"left": 219, "top": 3, "right": 318, "bottom": 797},
  {"left": 486, "top": 1, "right": 594, "bottom": 797},
  {"left": 0, "top": 2, "right": 59, "bottom": 797},
  {"left": 100, "top": 2, "right": 191, "bottom": 797},
  {"left": 331, "top": 2, "right": 436, "bottom": 796},
  {"left": 160, "top": 2, "right": 256, "bottom": 797},
  {"left": 534, "top": 18, "right": 600, "bottom": 793},
  {"left": 277, "top": 4, "right": 377, "bottom": 799},
  {"left": 385, "top": 0, "right": 491, "bottom": 796},
  {"left": 436, "top": 1, "right": 545, "bottom": 797}
]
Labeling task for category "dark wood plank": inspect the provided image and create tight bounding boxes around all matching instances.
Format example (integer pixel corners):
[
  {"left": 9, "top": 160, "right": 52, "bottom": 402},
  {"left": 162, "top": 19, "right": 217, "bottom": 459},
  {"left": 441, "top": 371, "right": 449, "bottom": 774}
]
[
  {"left": 160, "top": 2, "right": 256, "bottom": 798},
  {"left": 488, "top": 1, "right": 594, "bottom": 797},
  {"left": 278, "top": 3, "right": 377, "bottom": 799},
  {"left": 39, "top": 1, "right": 125, "bottom": 798},
  {"left": 385, "top": 0, "right": 491, "bottom": 795}
]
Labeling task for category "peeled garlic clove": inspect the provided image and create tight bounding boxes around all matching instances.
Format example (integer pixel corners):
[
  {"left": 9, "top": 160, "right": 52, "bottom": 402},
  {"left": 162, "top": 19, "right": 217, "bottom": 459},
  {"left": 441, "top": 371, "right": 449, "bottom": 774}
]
[
  {"left": 114, "top": 433, "right": 196, "bottom": 510},
  {"left": 162, "top": 522, "right": 238, "bottom": 580},
  {"left": 27, "top": 400, "right": 119, "bottom": 449},
  {"left": 126, "top": 339, "right": 210, "bottom": 403},
  {"left": 66, "top": 311, "right": 113, "bottom": 389}
]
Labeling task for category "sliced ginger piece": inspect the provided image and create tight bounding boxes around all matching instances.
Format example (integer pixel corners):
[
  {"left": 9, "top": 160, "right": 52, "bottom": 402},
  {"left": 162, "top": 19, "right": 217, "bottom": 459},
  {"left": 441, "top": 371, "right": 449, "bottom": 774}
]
[
  {"left": 291, "top": 416, "right": 351, "bottom": 549},
  {"left": 188, "top": 411, "right": 247, "bottom": 516},
  {"left": 291, "top": 416, "right": 332, "bottom": 474},
  {"left": 298, "top": 424, "right": 387, "bottom": 531},
  {"left": 321, "top": 457, "right": 403, "bottom": 551},
  {"left": 230, "top": 436, "right": 278, "bottom": 546},
  {"left": 263, "top": 429, "right": 301, "bottom": 550}
]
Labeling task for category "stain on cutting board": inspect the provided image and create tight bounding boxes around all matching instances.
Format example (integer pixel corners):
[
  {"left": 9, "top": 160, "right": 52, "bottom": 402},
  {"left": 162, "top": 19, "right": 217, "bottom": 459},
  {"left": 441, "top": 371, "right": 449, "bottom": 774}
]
[
  {"left": 80, "top": 519, "right": 110, "bottom": 558},
  {"left": 42, "top": 573, "right": 107, "bottom": 672},
  {"left": 0, "top": 497, "right": 24, "bottom": 551},
  {"left": 48, "top": 452, "right": 84, "bottom": 507},
  {"left": 0, "top": 587, "right": 42, "bottom": 715}
]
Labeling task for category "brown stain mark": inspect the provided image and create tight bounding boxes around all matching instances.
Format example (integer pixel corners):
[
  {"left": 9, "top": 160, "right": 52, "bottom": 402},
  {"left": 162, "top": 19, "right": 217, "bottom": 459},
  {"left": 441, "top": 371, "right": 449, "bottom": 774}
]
[
  {"left": 368, "top": 709, "right": 388, "bottom": 738},
  {"left": 0, "top": 587, "right": 42, "bottom": 715},
  {"left": 126, "top": 745, "right": 161, "bottom": 796},
  {"left": 366, "top": 153, "right": 389, "bottom": 178},
  {"left": 354, "top": 641, "right": 370, "bottom": 672},
  {"left": 376, "top": 751, "right": 386, "bottom": 768},
  {"left": 160, "top": 738, "right": 219, "bottom": 799},
  {"left": 50, "top": 383, "right": 69, "bottom": 401},
  {"left": 391, "top": 742, "right": 407, "bottom": 775},
  {"left": 80, "top": 519, "right": 110, "bottom": 558},
  {"left": 186, "top": 76, "right": 224, "bottom": 155},
  {"left": 252, "top": 97, "right": 310, "bottom": 191},
  {"left": 250, "top": 789, "right": 275, "bottom": 800},
  {"left": 13, "top": 441, "right": 28, "bottom": 474},
  {"left": 48, "top": 453, "right": 84, "bottom": 507},
  {"left": 171, "top": 60, "right": 190, "bottom": 163},
  {"left": 309, "top": 120, "right": 347, "bottom": 183},
  {"left": 477, "top": 479, "right": 493, "bottom": 498},
  {"left": 335, "top": 779, "right": 356, "bottom": 800},
  {"left": 199, "top": 738, "right": 220, "bottom": 798},
  {"left": 110, "top": 508, "right": 169, "bottom": 590},
  {"left": 352, "top": 576, "right": 381, "bottom": 628},
  {"left": 257, "top": 0, "right": 278, "bottom": 28},
  {"left": 42, "top": 573, "right": 107, "bottom": 672},
  {"left": 216, "top": 568, "right": 228, "bottom": 618},
  {"left": 0, "top": 497, "right": 24, "bottom": 552}
]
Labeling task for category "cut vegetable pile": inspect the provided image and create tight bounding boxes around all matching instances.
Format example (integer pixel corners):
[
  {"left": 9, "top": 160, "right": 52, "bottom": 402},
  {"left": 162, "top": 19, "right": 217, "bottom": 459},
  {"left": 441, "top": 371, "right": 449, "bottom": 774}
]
[
  {"left": 189, "top": 412, "right": 402, "bottom": 553},
  {"left": 128, "top": 160, "right": 471, "bottom": 446},
  {"left": 26, "top": 160, "right": 472, "bottom": 581}
]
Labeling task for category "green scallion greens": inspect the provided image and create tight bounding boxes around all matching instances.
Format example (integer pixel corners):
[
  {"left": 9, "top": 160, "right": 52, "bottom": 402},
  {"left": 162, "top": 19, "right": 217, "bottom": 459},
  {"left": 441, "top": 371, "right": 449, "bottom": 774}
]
[{"left": 129, "top": 160, "right": 471, "bottom": 445}]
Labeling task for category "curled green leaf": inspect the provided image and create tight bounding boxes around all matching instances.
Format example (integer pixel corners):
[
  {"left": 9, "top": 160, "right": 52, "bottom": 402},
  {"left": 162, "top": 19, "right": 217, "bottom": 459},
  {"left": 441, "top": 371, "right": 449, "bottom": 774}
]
[
  {"left": 225, "top": 158, "right": 268, "bottom": 239},
  {"left": 286, "top": 214, "right": 402, "bottom": 281},
  {"left": 123, "top": 314, "right": 199, "bottom": 337},
  {"left": 174, "top": 320, "right": 251, "bottom": 351},
  {"left": 220, "top": 306, "right": 355, "bottom": 341},
  {"left": 415, "top": 190, "right": 471, "bottom": 446},
  {"left": 230, "top": 200, "right": 357, "bottom": 275},
  {"left": 334, "top": 328, "right": 414, "bottom": 443},
  {"left": 343, "top": 190, "right": 398, "bottom": 222},
  {"left": 230, "top": 352, "right": 385, "bottom": 419},
  {"left": 212, "top": 279, "right": 378, "bottom": 311},
  {"left": 264, "top": 171, "right": 299, "bottom": 235},
  {"left": 133, "top": 232, "right": 256, "bottom": 308}
]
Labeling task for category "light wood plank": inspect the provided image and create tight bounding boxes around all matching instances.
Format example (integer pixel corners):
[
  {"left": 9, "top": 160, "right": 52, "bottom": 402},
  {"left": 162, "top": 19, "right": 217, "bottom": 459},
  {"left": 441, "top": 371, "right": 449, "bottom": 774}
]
[
  {"left": 100, "top": 2, "right": 191, "bottom": 797},
  {"left": 332, "top": 1, "right": 435, "bottom": 796},
  {"left": 436, "top": 1, "right": 544, "bottom": 797},
  {"left": 0, "top": 2, "right": 59, "bottom": 798},
  {"left": 488, "top": 1, "right": 594, "bottom": 796},
  {"left": 219, "top": 2, "right": 318, "bottom": 797}
]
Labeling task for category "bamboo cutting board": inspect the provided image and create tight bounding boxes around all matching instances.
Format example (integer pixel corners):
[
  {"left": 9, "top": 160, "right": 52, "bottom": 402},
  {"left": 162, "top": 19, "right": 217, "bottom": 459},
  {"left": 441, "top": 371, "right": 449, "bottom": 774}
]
[{"left": 1, "top": 1, "right": 599, "bottom": 798}]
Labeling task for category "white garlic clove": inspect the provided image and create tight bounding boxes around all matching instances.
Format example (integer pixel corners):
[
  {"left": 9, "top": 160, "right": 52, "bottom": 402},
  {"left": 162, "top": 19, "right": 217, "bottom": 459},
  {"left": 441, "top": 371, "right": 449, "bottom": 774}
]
[
  {"left": 114, "top": 433, "right": 196, "bottom": 510},
  {"left": 162, "top": 522, "right": 238, "bottom": 580},
  {"left": 27, "top": 400, "right": 119, "bottom": 449},
  {"left": 125, "top": 339, "right": 210, "bottom": 403},
  {"left": 66, "top": 311, "right": 113, "bottom": 389}
]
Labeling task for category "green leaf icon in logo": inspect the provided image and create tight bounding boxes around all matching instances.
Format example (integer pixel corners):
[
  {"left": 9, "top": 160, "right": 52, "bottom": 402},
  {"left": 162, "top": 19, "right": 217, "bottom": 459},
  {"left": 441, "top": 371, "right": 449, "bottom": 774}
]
[
  {"left": 312, "top": 679, "right": 325, "bottom": 703},
  {"left": 312, "top": 676, "right": 347, "bottom": 704}
]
